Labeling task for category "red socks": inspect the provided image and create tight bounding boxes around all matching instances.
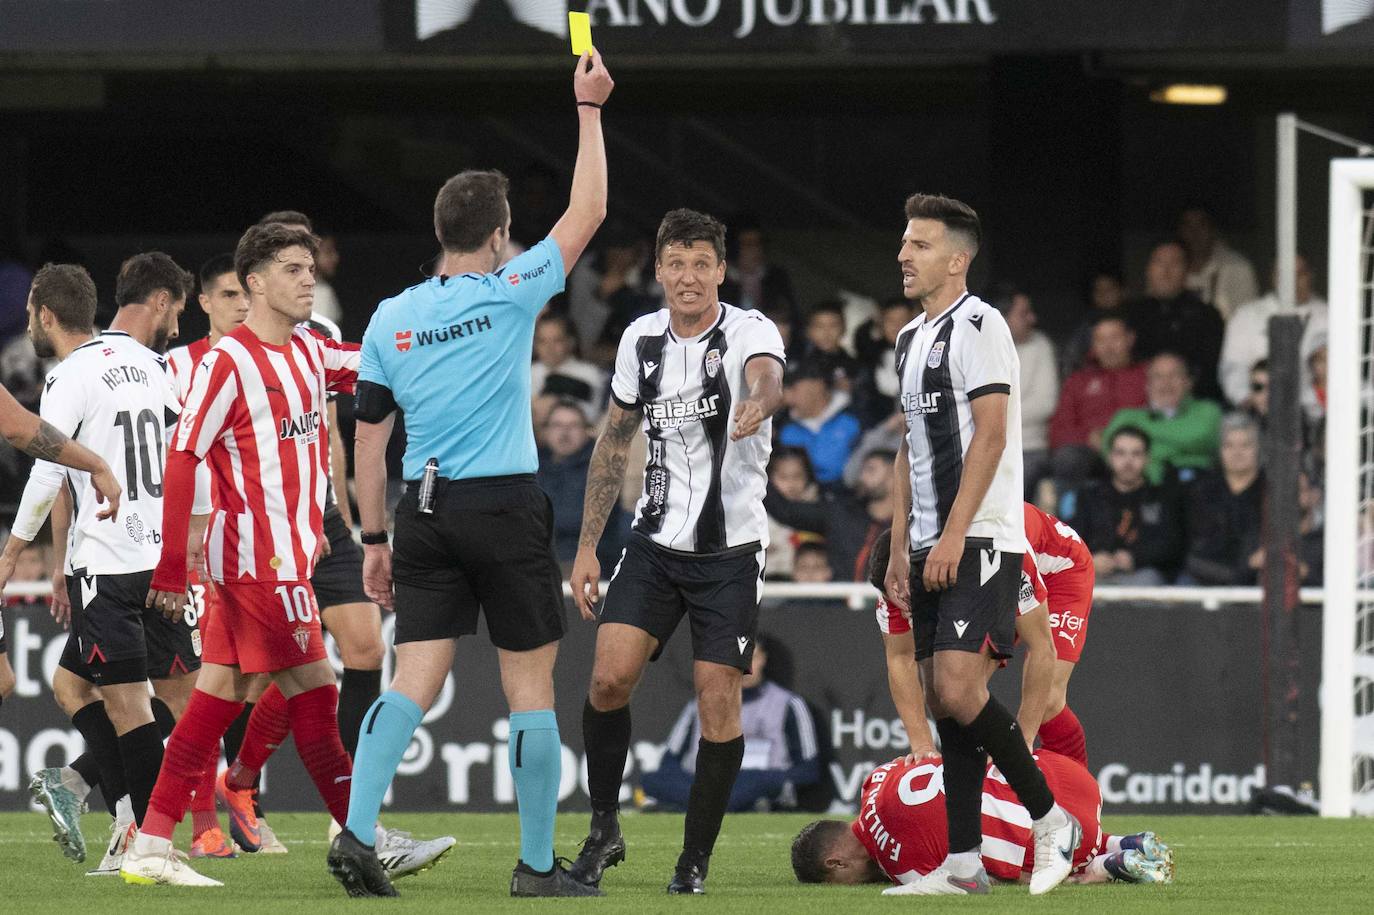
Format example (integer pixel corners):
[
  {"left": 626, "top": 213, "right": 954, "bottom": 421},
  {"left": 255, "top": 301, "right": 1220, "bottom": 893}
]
[
  {"left": 143, "top": 690, "right": 245, "bottom": 841},
  {"left": 190, "top": 740, "right": 221, "bottom": 837},
  {"left": 288, "top": 684, "right": 352, "bottom": 825},
  {"left": 227, "top": 682, "right": 291, "bottom": 789},
  {"left": 1038, "top": 705, "right": 1088, "bottom": 768}
]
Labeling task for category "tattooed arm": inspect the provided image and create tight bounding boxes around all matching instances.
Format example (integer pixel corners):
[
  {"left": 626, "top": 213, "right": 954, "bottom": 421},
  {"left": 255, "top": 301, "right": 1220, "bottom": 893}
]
[
  {"left": 0, "top": 386, "right": 121, "bottom": 520},
  {"left": 569, "top": 399, "right": 641, "bottom": 620}
]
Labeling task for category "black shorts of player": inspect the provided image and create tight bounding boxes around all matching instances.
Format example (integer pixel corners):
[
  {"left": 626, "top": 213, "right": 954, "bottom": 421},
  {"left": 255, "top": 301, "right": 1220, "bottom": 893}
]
[
  {"left": 907, "top": 538, "right": 1020, "bottom": 663},
  {"left": 310, "top": 503, "right": 370, "bottom": 610},
  {"left": 391, "top": 473, "right": 565, "bottom": 652},
  {"left": 58, "top": 569, "right": 202, "bottom": 686},
  {"left": 598, "top": 534, "right": 764, "bottom": 674}
]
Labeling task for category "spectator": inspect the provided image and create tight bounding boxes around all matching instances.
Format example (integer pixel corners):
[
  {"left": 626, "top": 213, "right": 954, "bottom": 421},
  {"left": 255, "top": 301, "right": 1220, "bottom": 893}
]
[
  {"left": 1182, "top": 413, "right": 1264, "bottom": 585},
  {"left": 720, "top": 214, "right": 797, "bottom": 321},
  {"left": 1178, "top": 207, "right": 1259, "bottom": 321},
  {"left": 311, "top": 231, "right": 344, "bottom": 325},
  {"left": 1242, "top": 358, "right": 1269, "bottom": 425},
  {"left": 992, "top": 285, "right": 1057, "bottom": 497},
  {"left": 1218, "top": 254, "right": 1327, "bottom": 407},
  {"left": 765, "top": 449, "right": 894, "bottom": 582},
  {"left": 565, "top": 222, "right": 662, "bottom": 363},
  {"left": 851, "top": 298, "right": 915, "bottom": 428},
  {"left": 765, "top": 447, "right": 820, "bottom": 580},
  {"left": 535, "top": 400, "right": 629, "bottom": 572},
  {"left": 1048, "top": 313, "right": 1147, "bottom": 487},
  {"left": 791, "top": 542, "right": 834, "bottom": 584},
  {"left": 1126, "top": 240, "right": 1225, "bottom": 401},
  {"left": 1075, "top": 425, "right": 1184, "bottom": 584},
  {"left": 1102, "top": 351, "right": 1222, "bottom": 485},
  {"left": 1303, "top": 331, "right": 1327, "bottom": 424},
  {"left": 1295, "top": 469, "right": 1324, "bottom": 587},
  {"left": 1060, "top": 270, "right": 1126, "bottom": 378},
  {"left": 641, "top": 635, "right": 821, "bottom": 812},
  {"left": 779, "top": 363, "right": 862, "bottom": 487},
  {"left": 799, "top": 301, "right": 859, "bottom": 393},
  {"left": 531, "top": 312, "right": 607, "bottom": 427}
]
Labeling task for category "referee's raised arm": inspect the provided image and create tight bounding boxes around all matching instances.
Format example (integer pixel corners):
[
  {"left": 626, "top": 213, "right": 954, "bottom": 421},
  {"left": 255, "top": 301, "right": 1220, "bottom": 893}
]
[{"left": 550, "top": 49, "right": 615, "bottom": 275}]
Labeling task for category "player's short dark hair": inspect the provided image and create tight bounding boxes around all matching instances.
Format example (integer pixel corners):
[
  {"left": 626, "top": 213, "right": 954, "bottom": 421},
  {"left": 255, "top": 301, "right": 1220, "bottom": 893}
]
[
  {"left": 258, "top": 210, "right": 313, "bottom": 231},
  {"left": 867, "top": 528, "right": 893, "bottom": 591},
  {"left": 199, "top": 253, "right": 238, "bottom": 292},
  {"left": 655, "top": 208, "right": 727, "bottom": 263},
  {"left": 434, "top": 170, "right": 511, "bottom": 253},
  {"left": 791, "top": 820, "right": 850, "bottom": 884},
  {"left": 904, "top": 193, "right": 981, "bottom": 254},
  {"left": 30, "top": 263, "right": 97, "bottom": 332},
  {"left": 115, "top": 252, "right": 194, "bottom": 308},
  {"left": 808, "top": 300, "right": 845, "bottom": 324},
  {"left": 235, "top": 223, "right": 319, "bottom": 290},
  {"left": 1109, "top": 424, "right": 1152, "bottom": 452}
]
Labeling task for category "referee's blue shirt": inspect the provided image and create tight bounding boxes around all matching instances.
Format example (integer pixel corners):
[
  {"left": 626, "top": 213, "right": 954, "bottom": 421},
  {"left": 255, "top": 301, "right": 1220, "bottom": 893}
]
[{"left": 359, "top": 236, "right": 565, "bottom": 481}]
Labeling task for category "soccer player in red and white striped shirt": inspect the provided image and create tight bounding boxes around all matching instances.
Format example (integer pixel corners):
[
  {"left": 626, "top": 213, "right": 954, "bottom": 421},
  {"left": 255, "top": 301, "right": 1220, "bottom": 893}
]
[
  {"left": 121, "top": 223, "right": 361, "bottom": 888},
  {"left": 790, "top": 751, "right": 1173, "bottom": 890}
]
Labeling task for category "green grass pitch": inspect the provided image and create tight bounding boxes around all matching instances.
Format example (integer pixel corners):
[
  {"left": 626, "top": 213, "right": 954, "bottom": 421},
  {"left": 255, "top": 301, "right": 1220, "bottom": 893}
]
[{"left": 2, "top": 811, "right": 1371, "bottom": 912}]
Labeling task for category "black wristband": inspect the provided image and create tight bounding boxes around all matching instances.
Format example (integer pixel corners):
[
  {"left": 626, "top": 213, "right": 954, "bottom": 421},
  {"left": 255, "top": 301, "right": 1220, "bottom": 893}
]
[
  {"left": 577, "top": 101, "right": 602, "bottom": 109},
  {"left": 360, "top": 530, "right": 389, "bottom": 545}
]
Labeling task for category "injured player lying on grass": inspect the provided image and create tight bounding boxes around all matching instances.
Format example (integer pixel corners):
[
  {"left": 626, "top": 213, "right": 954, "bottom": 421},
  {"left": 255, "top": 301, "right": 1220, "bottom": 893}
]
[{"left": 790, "top": 749, "right": 1173, "bottom": 895}]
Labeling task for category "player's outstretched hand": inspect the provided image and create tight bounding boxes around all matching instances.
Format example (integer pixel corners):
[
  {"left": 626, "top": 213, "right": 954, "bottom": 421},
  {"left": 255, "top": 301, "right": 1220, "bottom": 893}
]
[
  {"left": 146, "top": 588, "right": 188, "bottom": 623},
  {"left": 574, "top": 48, "right": 614, "bottom": 106},
  {"left": 49, "top": 567, "right": 71, "bottom": 628},
  {"left": 903, "top": 748, "right": 941, "bottom": 766},
  {"left": 89, "top": 464, "right": 122, "bottom": 522},
  {"left": 730, "top": 399, "right": 767, "bottom": 441},
  {"left": 570, "top": 546, "right": 601, "bottom": 621},
  {"left": 923, "top": 532, "right": 962, "bottom": 592},
  {"left": 363, "top": 544, "right": 394, "bottom": 611},
  {"left": 885, "top": 547, "right": 911, "bottom": 608}
]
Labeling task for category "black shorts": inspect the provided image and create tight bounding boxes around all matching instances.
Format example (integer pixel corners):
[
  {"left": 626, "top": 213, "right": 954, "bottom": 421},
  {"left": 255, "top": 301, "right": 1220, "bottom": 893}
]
[
  {"left": 311, "top": 505, "right": 370, "bottom": 609},
  {"left": 58, "top": 569, "right": 202, "bottom": 686},
  {"left": 391, "top": 474, "right": 565, "bottom": 652},
  {"left": 907, "top": 540, "right": 1020, "bottom": 662},
  {"left": 598, "top": 534, "right": 764, "bottom": 673}
]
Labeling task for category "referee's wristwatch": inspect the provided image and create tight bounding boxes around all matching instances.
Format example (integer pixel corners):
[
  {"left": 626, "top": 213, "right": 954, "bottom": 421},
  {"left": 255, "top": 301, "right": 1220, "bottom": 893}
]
[{"left": 360, "top": 530, "right": 389, "bottom": 546}]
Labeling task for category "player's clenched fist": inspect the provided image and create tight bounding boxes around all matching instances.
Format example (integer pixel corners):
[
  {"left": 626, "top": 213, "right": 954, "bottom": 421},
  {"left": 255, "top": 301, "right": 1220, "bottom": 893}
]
[{"left": 574, "top": 48, "right": 614, "bottom": 106}]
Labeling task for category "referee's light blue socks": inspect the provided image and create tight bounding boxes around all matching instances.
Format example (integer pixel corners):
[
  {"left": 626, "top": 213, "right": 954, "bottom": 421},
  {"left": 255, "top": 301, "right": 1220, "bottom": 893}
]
[
  {"left": 344, "top": 690, "right": 424, "bottom": 846},
  {"left": 509, "top": 709, "right": 561, "bottom": 872}
]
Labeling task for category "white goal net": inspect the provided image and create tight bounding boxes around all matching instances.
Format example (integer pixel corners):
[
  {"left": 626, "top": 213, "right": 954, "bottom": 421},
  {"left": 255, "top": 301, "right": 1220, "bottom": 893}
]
[{"left": 1323, "top": 158, "right": 1374, "bottom": 816}]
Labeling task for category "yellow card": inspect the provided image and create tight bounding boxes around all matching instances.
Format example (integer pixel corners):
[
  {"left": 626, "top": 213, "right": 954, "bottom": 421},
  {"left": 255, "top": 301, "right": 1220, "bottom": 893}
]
[{"left": 569, "top": 11, "right": 593, "bottom": 56}]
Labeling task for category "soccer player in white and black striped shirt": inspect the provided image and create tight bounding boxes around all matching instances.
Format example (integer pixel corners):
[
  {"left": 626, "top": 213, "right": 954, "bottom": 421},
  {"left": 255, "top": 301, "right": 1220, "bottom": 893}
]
[
  {"left": 881, "top": 195, "right": 1080, "bottom": 897},
  {"left": 568, "top": 209, "right": 786, "bottom": 895}
]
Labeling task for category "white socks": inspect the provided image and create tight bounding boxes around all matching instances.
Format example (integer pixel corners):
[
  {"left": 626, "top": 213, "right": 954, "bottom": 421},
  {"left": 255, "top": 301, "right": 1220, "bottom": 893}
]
[{"left": 946, "top": 850, "right": 983, "bottom": 878}]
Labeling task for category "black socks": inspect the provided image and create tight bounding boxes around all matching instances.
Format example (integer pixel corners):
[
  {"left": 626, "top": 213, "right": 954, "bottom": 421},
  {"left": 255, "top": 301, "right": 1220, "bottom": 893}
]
[
  {"left": 71, "top": 701, "right": 125, "bottom": 817},
  {"left": 936, "top": 717, "right": 987, "bottom": 853},
  {"left": 583, "top": 700, "right": 632, "bottom": 823},
  {"left": 338, "top": 668, "right": 383, "bottom": 760},
  {"left": 682, "top": 735, "right": 744, "bottom": 861},
  {"left": 116, "top": 721, "right": 164, "bottom": 825},
  {"left": 963, "top": 696, "right": 1054, "bottom": 820}
]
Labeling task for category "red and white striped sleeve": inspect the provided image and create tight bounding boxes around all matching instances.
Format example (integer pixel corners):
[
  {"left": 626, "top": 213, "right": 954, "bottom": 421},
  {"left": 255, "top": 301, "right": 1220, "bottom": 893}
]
[
  {"left": 173, "top": 349, "right": 240, "bottom": 459},
  {"left": 306, "top": 328, "right": 360, "bottom": 394}
]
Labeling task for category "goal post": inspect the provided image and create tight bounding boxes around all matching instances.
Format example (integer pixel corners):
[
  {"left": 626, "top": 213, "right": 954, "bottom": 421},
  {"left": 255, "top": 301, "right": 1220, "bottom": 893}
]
[{"left": 1321, "top": 157, "right": 1374, "bottom": 817}]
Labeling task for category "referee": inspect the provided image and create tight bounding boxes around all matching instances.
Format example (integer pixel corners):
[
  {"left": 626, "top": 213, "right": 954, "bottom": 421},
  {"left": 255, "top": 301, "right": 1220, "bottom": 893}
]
[
  {"left": 881, "top": 194, "right": 1079, "bottom": 897},
  {"left": 330, "top": 51, "right": 614, "bottom": 899}
]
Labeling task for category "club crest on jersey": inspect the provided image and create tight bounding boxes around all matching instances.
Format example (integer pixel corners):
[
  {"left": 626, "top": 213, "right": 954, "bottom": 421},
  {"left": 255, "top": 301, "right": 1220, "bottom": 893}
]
[
  {"left": 704, "top": 348, "right": 722, "bottom": 379},
  {"left": 927, "top": 341, "right": 946, "bottom": 369},
  {"left": 191, "top": 629, "right": 203, "bottom": 657},
  {"left": 395, "top": 330, "right": 413, "bottom": 352},
  {"left": 279, "top": 410, "right": 322, "bottom": 444},
  {"left": 292, "top": 625, "right": 310, "bottom": 654}
]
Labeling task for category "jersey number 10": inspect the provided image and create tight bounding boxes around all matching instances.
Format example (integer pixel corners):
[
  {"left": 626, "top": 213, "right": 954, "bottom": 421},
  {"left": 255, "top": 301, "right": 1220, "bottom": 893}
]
[{"left": 112, "top": 409, "right": 165, "bottom": 500}]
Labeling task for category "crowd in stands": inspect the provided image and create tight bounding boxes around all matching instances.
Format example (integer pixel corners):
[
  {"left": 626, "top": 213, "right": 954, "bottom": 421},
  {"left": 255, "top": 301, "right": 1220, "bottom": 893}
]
[
  {"left": 529, "top": 207, "right": 1328, "bottom": 588},
  {"left": 0, "top": 205, "right": 1328, "bottom": 590}
]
